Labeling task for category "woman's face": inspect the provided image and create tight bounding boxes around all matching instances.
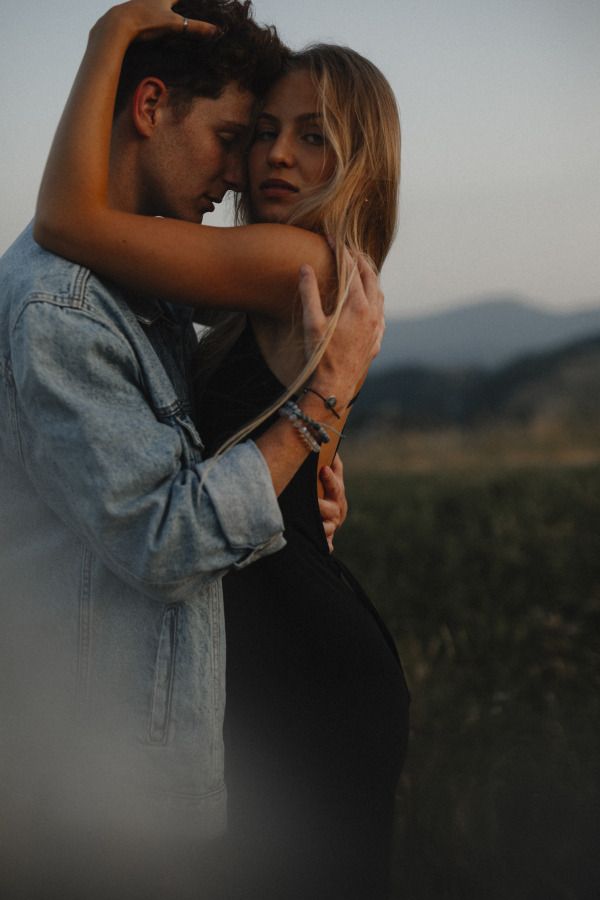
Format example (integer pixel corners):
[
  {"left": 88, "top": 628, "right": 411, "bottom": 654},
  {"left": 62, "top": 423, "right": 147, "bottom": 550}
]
[{"left": 248, "top": 70, "right": 336, "bottom": 224}]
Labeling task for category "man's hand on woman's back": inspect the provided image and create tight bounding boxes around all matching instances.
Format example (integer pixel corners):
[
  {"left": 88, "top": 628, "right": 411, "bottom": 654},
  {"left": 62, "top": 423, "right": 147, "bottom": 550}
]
[{"left": 299, "top": 251, "right": 385, "bottom": 409}]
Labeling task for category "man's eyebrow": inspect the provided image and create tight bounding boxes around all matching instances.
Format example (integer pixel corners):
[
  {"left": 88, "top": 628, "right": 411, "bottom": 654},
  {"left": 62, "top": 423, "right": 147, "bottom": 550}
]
[{"left": 257, "top": 112, "right": 322, "bottom": 124}]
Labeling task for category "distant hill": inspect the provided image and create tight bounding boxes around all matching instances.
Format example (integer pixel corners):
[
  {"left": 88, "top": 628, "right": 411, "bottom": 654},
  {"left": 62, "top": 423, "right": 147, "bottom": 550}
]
[
  {"left": 351, "top": 334, "right": 600, "bottom": 431},
  {"left": 371, "top": 297, "right": 600, "bottom": 372}
]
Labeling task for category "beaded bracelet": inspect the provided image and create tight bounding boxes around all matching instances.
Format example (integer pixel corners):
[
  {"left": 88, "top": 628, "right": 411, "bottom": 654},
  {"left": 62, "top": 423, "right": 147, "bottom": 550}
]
[
  {"left": 278, "top": 404, "right": 321, "bottom": 453},
  {"left": 287, "top": 401, "right": 330, "bottom": 444},
  {"left": 278, "top": 400, "right": 345, "bottom": 453}
]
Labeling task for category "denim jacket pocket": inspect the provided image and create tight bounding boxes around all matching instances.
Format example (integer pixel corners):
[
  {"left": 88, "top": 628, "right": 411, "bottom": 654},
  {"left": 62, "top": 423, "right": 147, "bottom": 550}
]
[{"left": 148, "top": 604, "right": 179, "bottom": 744}]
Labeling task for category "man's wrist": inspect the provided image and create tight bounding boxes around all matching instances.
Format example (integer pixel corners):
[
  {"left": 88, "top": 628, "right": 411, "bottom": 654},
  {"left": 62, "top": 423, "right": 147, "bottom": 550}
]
[
  {"left": 296, "top": 389, "right": 345, "bottom": 427},
  {"left": 302, "top": 377, "right": 356, "bottom": 415}
]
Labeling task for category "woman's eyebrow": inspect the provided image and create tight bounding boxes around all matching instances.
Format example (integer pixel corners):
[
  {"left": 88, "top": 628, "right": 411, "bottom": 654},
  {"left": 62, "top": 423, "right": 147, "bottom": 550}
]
[
  {"left": 295, "top": 112, "right": 321, "bottom": 123},
  {"left": 257, "top": 112, "right": 322, "bottom": 124}
]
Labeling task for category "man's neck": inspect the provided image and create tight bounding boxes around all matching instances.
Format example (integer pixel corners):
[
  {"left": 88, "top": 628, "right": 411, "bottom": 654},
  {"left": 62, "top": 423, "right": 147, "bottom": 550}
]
[
  {"left": 107, "top": 143, "right": 143, "bottom": 214},
  {"left": 107, "top": 113, "right": 152, "bottom": 215}
]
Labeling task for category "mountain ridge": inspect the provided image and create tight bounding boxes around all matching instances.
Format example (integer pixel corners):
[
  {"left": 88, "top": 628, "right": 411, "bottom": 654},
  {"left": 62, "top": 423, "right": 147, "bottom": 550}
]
[
  {"left": 352, "top": 332, "right": 600, "bottom": 431},
  {"left": 372, "top": 297, "right": 600, "bottom": 372}
]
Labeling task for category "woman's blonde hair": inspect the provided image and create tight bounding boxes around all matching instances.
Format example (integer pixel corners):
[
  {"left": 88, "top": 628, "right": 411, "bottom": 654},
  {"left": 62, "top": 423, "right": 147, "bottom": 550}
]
[
  {"left": 195, "top": 43, "right": 400, "bottom": 461},
  {"left": 237, "top": 43, "right": 400, "bottom": 271}
]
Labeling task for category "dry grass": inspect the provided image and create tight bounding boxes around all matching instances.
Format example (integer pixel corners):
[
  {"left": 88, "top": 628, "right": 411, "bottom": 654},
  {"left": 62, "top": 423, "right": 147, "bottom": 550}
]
[{"left": 342, "top": 418, "right": 600, "bottom": 474}]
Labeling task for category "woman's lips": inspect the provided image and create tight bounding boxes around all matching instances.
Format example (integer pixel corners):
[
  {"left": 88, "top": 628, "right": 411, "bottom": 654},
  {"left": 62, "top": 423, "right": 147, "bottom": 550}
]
[{"left": 259, "top": 179, "right": 299, "bottom": 198}]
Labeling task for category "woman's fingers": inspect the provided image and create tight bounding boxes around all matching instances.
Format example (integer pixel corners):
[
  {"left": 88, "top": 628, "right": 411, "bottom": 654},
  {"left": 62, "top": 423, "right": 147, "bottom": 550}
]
[
  {"left": 319, "top": 498, "right": 339, "bottom": 523},
  {"left": 177, "top": 17, "right": 219, "bottom": 37},
  {"left": 329, "top": 453, "right": 346, "bottom": 487},
  {"left": 126, "top": 0, "right": 219, "bottom": 42},
  {"left": 318, "top": 501, "right": 337, "bottom": 554},
  {"left": 319, "top": 460, "right": 348, "bottom": 529}
]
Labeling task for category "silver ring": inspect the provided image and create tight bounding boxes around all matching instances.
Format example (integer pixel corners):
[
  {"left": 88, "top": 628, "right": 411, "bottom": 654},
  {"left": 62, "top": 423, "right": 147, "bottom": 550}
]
[{"left": 182, "top": 17, "right": 188, "bottom": 34}]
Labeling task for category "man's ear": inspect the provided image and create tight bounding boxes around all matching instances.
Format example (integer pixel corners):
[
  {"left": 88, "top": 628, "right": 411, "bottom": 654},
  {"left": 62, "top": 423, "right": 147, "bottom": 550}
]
[{"left": 132, "top": 78, "right": 170, "bottom": 137}]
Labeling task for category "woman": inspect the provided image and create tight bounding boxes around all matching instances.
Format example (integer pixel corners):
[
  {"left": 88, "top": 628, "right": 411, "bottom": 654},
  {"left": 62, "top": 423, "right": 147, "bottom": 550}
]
[
  {"left": 195, "top": 47, "right": 410, "bottom": 900},
  {"left": 34, "top": 2, "right": 410, "bottom": 897}
]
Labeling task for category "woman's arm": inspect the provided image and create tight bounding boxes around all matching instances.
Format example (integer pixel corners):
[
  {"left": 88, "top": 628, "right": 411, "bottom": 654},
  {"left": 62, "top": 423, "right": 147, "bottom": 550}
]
[{"left": 33, "top": 0, "right": 335, "bottom": 318}]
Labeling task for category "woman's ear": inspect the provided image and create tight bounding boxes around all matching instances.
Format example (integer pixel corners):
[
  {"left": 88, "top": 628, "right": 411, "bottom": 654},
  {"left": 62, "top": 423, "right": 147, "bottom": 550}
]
[{"left": 131, "top": 78, "right": 169, "bottom": 137}]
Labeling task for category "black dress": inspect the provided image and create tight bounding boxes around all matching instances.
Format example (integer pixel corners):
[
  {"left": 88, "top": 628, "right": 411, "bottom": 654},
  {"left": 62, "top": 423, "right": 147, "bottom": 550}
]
[{"left": 197, "top": 323, "right": 410, "bottom": 900}]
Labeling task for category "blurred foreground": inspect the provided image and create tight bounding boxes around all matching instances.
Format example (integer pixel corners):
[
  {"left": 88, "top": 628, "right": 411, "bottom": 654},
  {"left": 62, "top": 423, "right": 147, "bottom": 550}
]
[{"left": 336, "top": 428, "right": 600, "bottom": 900}]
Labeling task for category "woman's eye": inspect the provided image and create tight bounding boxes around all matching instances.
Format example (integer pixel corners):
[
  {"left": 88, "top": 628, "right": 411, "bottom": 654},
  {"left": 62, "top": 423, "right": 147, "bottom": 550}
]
[
  {"left": 256, "top": 129, "right": 278, "bottom": 142},
  {"left": 303, "top": 132, "right": 325, "bottom": 145}
]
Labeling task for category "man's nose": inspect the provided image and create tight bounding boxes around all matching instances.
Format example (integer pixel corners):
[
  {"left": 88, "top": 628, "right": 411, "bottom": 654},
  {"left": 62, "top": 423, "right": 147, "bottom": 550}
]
[{"left": 224, "top": 151, "right": 247, "bottom": 192}]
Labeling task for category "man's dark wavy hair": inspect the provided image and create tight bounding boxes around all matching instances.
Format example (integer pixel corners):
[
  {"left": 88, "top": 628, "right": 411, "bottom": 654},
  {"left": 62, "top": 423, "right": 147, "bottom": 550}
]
[{"left": 114, "top": 0, "right": 289, "bottom": 118}]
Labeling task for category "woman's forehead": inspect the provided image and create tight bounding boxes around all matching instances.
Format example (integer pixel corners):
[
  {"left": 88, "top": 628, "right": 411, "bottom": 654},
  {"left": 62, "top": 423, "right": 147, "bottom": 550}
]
[{"left": 262, "top": 71, "right": 319, "bottom": 119}]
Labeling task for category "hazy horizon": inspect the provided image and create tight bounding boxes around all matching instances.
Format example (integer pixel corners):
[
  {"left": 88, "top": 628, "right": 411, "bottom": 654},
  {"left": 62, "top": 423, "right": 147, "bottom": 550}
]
[
  {"left": 2, "top": 0, "right": 599, "bottom": 317},
  {"left": 378, "top": 292, "right": 600, "bottom": 322}
]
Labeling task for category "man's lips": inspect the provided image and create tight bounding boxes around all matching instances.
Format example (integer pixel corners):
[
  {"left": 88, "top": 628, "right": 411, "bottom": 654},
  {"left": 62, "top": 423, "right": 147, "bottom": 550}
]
[
  {"left": 199, "top": 196, "right": 222, "bottom": 214},
  {"left": 259, "top": 179, "right": 299, "bottom": 198}
]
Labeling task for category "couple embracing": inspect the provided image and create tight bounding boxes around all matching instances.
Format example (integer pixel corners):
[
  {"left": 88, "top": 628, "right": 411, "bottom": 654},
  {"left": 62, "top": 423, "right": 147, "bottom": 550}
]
[{"left": 0, "top": 1, "right": 410, "bottom": 898}]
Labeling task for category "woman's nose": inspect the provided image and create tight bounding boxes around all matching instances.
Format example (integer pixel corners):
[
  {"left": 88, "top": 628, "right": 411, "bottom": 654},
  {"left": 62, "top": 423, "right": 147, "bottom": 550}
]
[{"left": 267, "top": 133, "right": 295, "bottom": 168}]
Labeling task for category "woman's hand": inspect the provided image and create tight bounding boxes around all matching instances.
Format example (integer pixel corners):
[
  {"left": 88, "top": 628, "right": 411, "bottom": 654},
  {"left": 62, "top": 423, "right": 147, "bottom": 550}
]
[
  {"left": 318, "top": 456, "right": 348, "bottom": 554},
  {"left": 98, "top": 0, "right": 218, "bottom": 44}
]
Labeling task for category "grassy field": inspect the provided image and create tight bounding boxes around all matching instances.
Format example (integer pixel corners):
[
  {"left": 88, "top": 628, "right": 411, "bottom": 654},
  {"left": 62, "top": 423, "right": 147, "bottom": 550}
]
[
  {"left": 334, "top": 451, "right": 600, "bottom": 900},
  {"left": 342, "top": 420, "right": 600, "bottom": 472}
]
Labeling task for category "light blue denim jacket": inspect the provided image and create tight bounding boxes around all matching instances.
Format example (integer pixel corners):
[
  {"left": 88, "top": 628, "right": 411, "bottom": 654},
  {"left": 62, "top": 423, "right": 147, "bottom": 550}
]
[{"left": 0, "top": 224, "right": 285, "bottom": 842}]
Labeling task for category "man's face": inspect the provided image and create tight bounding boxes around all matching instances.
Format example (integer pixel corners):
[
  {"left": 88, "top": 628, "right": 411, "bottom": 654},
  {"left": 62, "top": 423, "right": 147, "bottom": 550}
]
[{"left": 138, "top": 81, "right": 255, "bottom": 223}]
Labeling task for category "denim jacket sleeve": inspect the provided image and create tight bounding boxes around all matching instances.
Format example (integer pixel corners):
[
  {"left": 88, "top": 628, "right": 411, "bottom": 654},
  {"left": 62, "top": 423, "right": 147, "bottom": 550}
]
[{"left": 10, "top": 297, "right": 285, "bottom": 604}]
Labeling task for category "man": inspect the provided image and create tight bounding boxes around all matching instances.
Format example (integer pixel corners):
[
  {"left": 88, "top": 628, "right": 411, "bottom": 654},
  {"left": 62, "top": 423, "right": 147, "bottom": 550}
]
[{"left": 0, "top": 1, "right": 381, "bottom": 895}]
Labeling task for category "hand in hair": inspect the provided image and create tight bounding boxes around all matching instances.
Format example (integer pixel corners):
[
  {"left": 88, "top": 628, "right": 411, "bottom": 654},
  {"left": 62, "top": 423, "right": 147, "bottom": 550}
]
[{"left": 100, "top": 0, "right": 218, "bottom": 43}]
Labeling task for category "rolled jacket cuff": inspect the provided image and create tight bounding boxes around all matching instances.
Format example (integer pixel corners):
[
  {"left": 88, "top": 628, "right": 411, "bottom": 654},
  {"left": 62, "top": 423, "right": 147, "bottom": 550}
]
[{"left": 201, "top": 440, "right": 285, "bottom": 563}]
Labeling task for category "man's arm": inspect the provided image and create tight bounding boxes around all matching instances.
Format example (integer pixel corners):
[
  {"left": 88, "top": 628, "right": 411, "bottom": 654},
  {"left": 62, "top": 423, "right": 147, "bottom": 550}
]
[
  {"left": 255, "top": 255, "right": 384, "bottom": 496},
  {"left": 10, "top": 255, "right": 380, "bottom": 605},
  {"left": 11, "top": 299, "right": 285, "bottom": 605}
]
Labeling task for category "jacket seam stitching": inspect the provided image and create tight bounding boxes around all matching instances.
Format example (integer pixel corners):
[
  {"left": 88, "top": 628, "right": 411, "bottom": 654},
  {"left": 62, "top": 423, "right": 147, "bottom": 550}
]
[
  {"left": 74, "top": 266, "right": 90, "bottom": 308},
  {"left": 0, "top": 358, "right": 12, "bottom": 383},
  {"left": 10, "top": 290, "right": 129, "bottom": 343},
  {"left": 211, "top": 582, "right": 219, "bottom": 782},
  {"left": 8, "top": 376, "right": 26, "bottom": 467}
]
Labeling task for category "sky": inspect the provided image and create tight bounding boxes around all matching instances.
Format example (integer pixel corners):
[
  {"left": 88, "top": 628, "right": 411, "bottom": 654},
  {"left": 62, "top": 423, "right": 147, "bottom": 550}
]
[{"left": 1, "top": 0, "right": 599, "bottom": 318}]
